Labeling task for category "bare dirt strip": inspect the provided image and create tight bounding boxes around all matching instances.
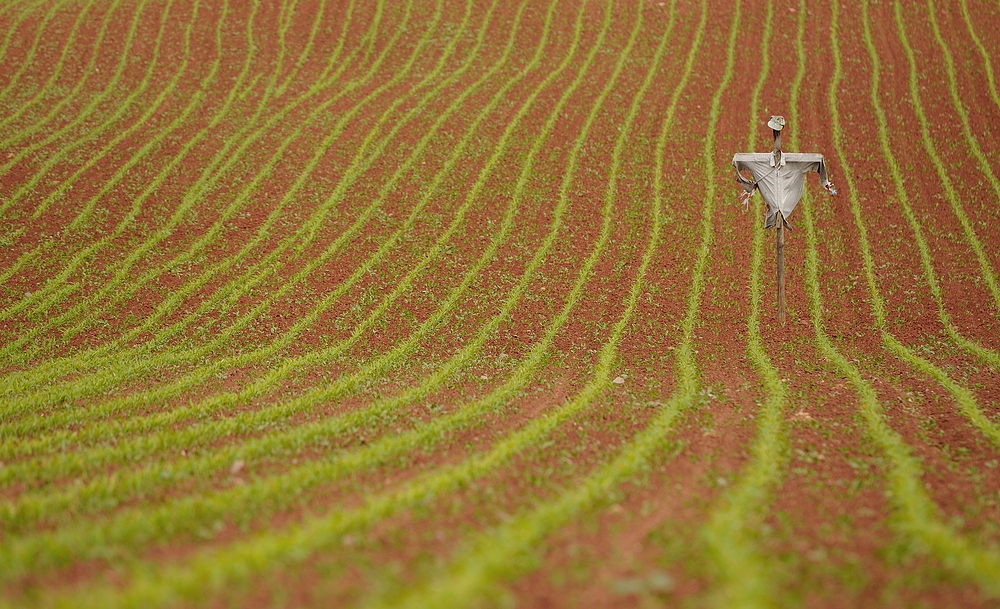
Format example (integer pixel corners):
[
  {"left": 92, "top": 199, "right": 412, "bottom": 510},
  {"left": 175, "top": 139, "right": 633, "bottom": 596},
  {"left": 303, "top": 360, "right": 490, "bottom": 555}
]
[{"left": 2, "top": 0, "right": 1000, "bottom": 607}]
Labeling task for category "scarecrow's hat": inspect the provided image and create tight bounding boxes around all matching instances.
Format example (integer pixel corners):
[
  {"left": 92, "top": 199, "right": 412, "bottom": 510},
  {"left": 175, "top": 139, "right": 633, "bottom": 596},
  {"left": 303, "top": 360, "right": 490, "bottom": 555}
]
[{"left": 768, "top": 115, "right": 786, "bottom": 131}]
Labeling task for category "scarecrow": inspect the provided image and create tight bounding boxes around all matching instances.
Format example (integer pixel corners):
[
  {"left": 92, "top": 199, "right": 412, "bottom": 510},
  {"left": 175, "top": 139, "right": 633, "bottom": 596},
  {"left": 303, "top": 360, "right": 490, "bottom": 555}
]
[{"left": 732, "top": 116, "right": 837, "bottom": 323}]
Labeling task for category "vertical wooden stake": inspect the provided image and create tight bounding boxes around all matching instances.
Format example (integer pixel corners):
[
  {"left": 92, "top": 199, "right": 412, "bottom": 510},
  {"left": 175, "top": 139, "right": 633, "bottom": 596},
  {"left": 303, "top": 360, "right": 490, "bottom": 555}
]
[{"left": 776, "top": 217, "right": 786, "bottom": 324}]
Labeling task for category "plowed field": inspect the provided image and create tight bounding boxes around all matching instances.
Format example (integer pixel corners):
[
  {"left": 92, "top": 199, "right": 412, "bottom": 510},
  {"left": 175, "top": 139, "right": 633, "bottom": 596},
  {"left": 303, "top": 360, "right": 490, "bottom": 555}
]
[{"left": 2, "top": 0, "right": 1000, "bottom": 607}]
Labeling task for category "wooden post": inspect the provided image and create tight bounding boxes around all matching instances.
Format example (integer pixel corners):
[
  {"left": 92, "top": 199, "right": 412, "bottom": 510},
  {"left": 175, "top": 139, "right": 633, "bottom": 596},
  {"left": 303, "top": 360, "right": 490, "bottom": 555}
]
[{"left": 776, "top": 217, "right": 785, "bottom": 324}]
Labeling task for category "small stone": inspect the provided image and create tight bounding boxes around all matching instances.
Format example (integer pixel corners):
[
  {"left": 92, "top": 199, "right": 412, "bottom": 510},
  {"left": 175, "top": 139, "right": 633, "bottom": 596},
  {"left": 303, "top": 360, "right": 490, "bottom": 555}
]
[
  {"left": 230, "top": 459, "right": 245, "bottom": 475},
  {"left": 612, "top": 376, "right": 626, "bottom": 385},
  {"left": 645, "top": 570, "right": 675, "bottom": 593},
  {"left": 612, "top": 578, "right": 646, "bottom": 596}
]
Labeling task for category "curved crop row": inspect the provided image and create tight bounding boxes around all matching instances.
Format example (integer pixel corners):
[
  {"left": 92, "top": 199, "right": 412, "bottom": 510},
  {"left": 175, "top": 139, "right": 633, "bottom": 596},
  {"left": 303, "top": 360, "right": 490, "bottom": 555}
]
[
  {"left": 0, "top": 0, "right": 394, "bottom": 366},
  {"left": 844, "top": 0, "right": 1000, "bottom": 449},
  {"left": 0, "top": 0, "right": 550, "bottom": 473},
  {"left": 365, "top": 2, "right": 737, "bottom": 605},
  {"left": 0, "top": 0, "right": 320, "bottom": 329},
  {"left": 0, "top": 1, "right": 672, "bottom": 603},
  {"left": 959, "top": 0, "right": 1000, "bottom": 113},
  {"left": 0, "top": 0, "right": 72, "bottom": 110},
  {"left": 0, "top": 0, "right": 102, "bottom": 135},
  {"left": 793, "top": 0, "right": 1000, "bottom": 595},
  {"left": 0, "top": 0, "right": 376, "bottom": 387},
  {"left": 0, "top": 0, "right": 554, "bottom": 452},
  {"left": 0, "top": 0, "right": 122, "bottom": 153},
  {"left": 699, "top": 2, "right": 787, "bottom": 607},
  {"left": 0, "top": 0, "right": 601, "bottom": 562},
  {"left": 0, "top": 0, "right": 612, "bottom": 526},
  {"left": 888, "top": 0, "right": 1000, "bottom": 313}
]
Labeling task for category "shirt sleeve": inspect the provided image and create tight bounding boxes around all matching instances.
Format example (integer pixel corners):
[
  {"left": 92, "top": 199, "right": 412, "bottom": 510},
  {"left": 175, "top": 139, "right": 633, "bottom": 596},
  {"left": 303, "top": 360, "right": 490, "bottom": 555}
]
[
  {"left": 813, "top": 157, "right": 831, "bottom": 188},
  {"left": 732, "top": 155, "right": 756, "bottom": 190},
  {"left": 785, "top": 153, "right": 831, "bottom": 187}
]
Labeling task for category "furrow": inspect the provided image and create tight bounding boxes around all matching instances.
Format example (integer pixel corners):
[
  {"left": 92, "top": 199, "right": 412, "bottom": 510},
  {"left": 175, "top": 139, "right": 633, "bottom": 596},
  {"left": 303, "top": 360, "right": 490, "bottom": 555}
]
[
  {"left": 0, "top": 0, "right": 396, "bottom": 363},
  {"left": 363, "top": 2, "right": 737, "bottom": 605},
  {"left": 0, "top": 0, "right": 485, "bottom": 424},
  {"left": 0, "top": 0, "right": 616, "bottom": 564},
  {"left": 0, "top": 0, "right": 123, "bottom": 150},
  {"left": 0, "top": 0, "right": 183, "bottom": 308},
  {"left": 959, "top": 0, "right": 1000, "bottom": 113},
  {"left": 0, "top": 0, "right": 100, "bottom": 134},
  {"left": 842, "top": 0, "right": 1000, "bottom": 459},
  {"left": 790, "top": 0, "right": 1000, "bottom": 594},
  {"left": 1, "top": 0, "right": 508, "bottom": 453},
  {"left": 0, "top": 0, "right": 180, "bottom": 206},
  {"left": 891, "top": 0, "right": 1000, "bottom": 313},
  {"left": 0, "top": 0, "right": 600, "bottom": 515},
  {"left": 858, "top": 0, "right": 1000, "bottom": 375},
  {"left": 0, "top": 1, "right": 661, "bottom": 603},
  {"left": 0, "top": 0, "right": 154, "bottom": 198},
  {"left": 699, "top": 1, "right": 785, "bottom": 606},
  {"left": 0, "top": 0, "right": 297, "bottom": 317},
  {"left": 0, "top": 1, "right": 48, "bottom": 84},
  {"left": 0, "top": 0, "right": 370, "bottom": 388},
  {"left": 0, "top": 0, "right": 302, "bottom": 329},
  {"left": 3, "top": 0, "right": 211, "bottom": 324},
  {"left": 0, "top": 0, "right": 72, "bottom": 108},
  {"left": 0, "top": 0, "right": 408, "bottom": 366}
]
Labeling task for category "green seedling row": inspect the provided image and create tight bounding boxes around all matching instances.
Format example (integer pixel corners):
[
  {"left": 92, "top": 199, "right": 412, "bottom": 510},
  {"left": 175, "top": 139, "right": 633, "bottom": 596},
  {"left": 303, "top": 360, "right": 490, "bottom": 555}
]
[
  {"left": 367, "top": 3, "right": 729, "bottom": 604},
  {"left": 0, "top": 0, "right": 375, "bottom": 391},
  {"left": 0, "top": 0, "right": 101, "bottom": 135},
  {"left": 0, "top": 0, "right": 183, "bottom": 216},
  {"left": 1, "top": 0, "right": 435, "bottom": 374},
  {"left": 0, "top": 0, "right": 154, "bottom": 215},
  {"left": 0, "top": 0, "right": 390, "bottom": 370},
  {"left": 0, "top": 0, "right": 71, "bottom": 109},
  {"left": 4, "top": 0, "right": 1000, "bottom": 605},
  {"left": 836, "top": 0, "right": 1000, "bottom": 450},
  {"left": 837, "top": 0, "right": 1000, "bottom": 498},
  {"left": 2, "top": 0, "right": 211, "bottom": 329},
  {"left": 795, "top": 0, "right": 1000, "bottom": 594},
  {"left": 0, "top": 0, "right": 610, "bottom": 527},
  {"left": 0, "top": 0, "right": 48, "bottom": 80},
  {"left": 700, "top": 2, "right": 788, "bottom": 607},
  {"left": 0, "top": 0, "right": 313, "bottom": 334},
  {"left": 0, "top": 0, "right": 120, "bottom": 152},
  {"left": 852, "top": 0, "right": 1000, "bottom": 376},
  {"left": 0, "top": 0, "right": 406, "bottom": 371},
  {"left": 0, "top": 0, "right": 473, "bottom": 427},
  {"left": 0, "top": 0, "right": 539, "bottom": 441},
  {"left": 3, "top": 3, "right": 673, "bottom": 603},
  {"left": 0, "top": 0, "right": 537, "bottom": 456},
  {"left": 959, "top": 0, "right": 1000, "bottom": 112},
  {"left": 890, "top": 0, "right": 1000, "bottom": 313},
  {"left": 0, "top": 0, "right": 196, "bottom": 337},
  {"left": 0, "top": 0, "right": 306, "bottom": 323}
]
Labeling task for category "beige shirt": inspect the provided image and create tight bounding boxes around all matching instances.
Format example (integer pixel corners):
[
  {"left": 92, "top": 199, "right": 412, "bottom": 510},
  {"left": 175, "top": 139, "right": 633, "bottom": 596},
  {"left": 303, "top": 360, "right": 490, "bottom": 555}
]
[{"left": 732, "top": 152, "right": 830, "bottom": 229}]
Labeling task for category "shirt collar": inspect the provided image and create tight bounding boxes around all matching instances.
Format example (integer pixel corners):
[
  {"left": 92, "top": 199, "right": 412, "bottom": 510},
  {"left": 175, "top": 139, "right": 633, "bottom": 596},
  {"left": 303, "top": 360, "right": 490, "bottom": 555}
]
[{"left": 769, "top": 152, "right": 786, "bottom": 168}]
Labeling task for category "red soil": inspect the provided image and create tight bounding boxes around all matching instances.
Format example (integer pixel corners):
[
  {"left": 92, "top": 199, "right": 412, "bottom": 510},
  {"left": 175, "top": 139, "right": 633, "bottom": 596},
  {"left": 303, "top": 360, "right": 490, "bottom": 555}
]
[{"left": 2, "top": 0, "right": 1000, "bottom": 607}]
